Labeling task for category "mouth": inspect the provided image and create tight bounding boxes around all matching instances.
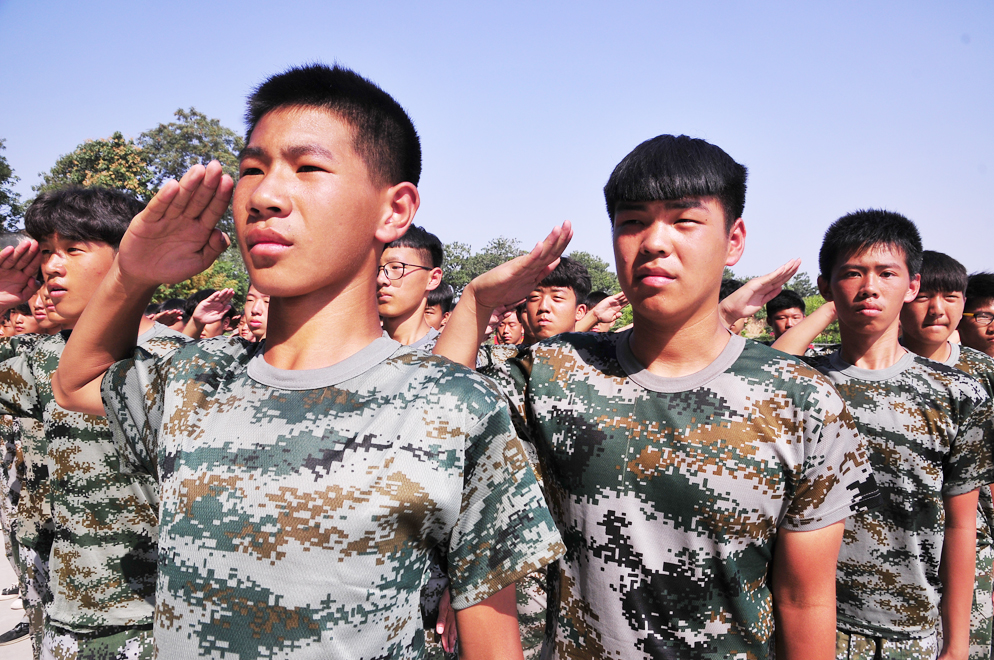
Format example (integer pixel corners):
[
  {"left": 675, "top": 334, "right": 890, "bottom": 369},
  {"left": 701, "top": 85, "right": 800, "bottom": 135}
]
[
  {"left": 47, "top": 284, "right": 67, "bottom": 300},
  {"left": 635, "top": 266, "right": 677, "bottom": 288},
  {"left": 245, "top": 229, "right": 292, "bottom": 258}
]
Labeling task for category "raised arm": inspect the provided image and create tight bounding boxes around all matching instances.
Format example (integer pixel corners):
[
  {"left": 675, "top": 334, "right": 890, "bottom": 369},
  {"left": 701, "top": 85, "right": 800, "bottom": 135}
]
[
  {"left": 52, "top": 162, "right": 233, "bottom": 415},
  {"left": 182, "top": 288, "right": 235, "bottom": 339},
  {"left": 771, "top": 302, "right": 836, "bottom": 356},
  {"left": 433, "top": 222, "right": 572, "bottom": 368},
  {"left": 575, "top": 292, "right": 629, "bottom": 332},
  {"left": 0, "top": 239, "right": 42, "bottom": 314},
  {"left": 718, "top": 259, "right": 800, "bottom": 330}
]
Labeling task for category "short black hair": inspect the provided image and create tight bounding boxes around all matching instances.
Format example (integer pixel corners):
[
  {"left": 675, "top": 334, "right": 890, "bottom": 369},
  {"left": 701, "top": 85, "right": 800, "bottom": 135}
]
[
  {"left": 384, "top": 225, "right": 443, "bottom": 268},
  {"left": 766, "top": 289, "right": 806, "bottom": 317},
  {"left": 12, "top": 303, "right": 30, "bottom": 316},
  {"left": 426, "top": 282, "right": 454, "bottom": 313},
  {"left": 719, "top": 279, "right": 743, "bottom": 302},
  {"left": 585, "top": 291, "right": 610, "bottom": 307},
  {"left": 539, "top": 257, "right": 591, "bottom": 304},
  {"left": 24, "top": 186, "right": 144, "bottom": 247},
  {"left": 185, "top": 289, "right": 217, "bottom": 319},
  {"left": 603, "top": 135, "right": 747, "bottom": 231},
  {"left": 158, "top": 297, "right": 188, "bottom": 322},
  {"left": 965, "top": 272, "right": 994, "bottom": 310},
  {"left": 245, "top": 63, "right": 421, "bottom": 186},
  {"left": 919, "top": 251, "right": 968, "bottom": 296},
  {"left": 818, "top": 209, "right": 923, "bottom": 280}
]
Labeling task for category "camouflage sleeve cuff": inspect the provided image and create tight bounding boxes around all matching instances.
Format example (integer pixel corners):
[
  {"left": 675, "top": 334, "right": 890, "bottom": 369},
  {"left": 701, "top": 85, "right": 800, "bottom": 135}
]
[{"left": 780, "top": 487, "right": 883, "bottom": 532}]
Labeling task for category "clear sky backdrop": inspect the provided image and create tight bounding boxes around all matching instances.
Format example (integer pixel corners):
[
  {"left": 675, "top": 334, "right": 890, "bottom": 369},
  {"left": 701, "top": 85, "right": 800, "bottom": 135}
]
[{"left": 1, "top": 1, "right": 991, "bottom": 282}]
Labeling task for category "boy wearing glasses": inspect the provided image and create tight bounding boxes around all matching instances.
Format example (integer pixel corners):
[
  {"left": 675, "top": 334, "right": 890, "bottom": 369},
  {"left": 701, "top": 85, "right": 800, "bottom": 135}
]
[
  {"left": 960, "top": 273, "right": 994, "bottom": 360},
  {"left": 377, "top": 225, "right": 444, "bottom": 349}
]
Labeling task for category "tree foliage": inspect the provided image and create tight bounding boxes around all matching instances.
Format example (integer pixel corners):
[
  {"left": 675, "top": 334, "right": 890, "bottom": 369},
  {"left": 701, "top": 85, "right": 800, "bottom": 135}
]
[
  {"left": 0, "top": 139, "right": 23, "bottom": 231},
  {"left": 443, "top": 237, "right": 527, "bottom": 293},
  {"left": 34, "top": 132, "right": 153, "bottom": 200},
  {"left": 138, "top": 108, "right": 244, "bottom": 188},
  {"left": 151, "top": 260, "right": 244, "bottom": 303},
  {"left": 567, "top": 251, "right": 620, "bottom": 295},
  {"left": 786, "top": 272, "right": 818, "bottom": 298}
]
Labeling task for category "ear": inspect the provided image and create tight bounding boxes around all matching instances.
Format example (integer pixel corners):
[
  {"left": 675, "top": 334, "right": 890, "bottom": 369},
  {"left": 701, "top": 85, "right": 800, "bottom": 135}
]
[
  {"left": 574, "top": 304, "right": 588, "bottom": 322},
  {"left": 724, "top": 218, "right": 746, "bottom": 267},
  {"left": 374, "top": 182, "right": 420, "bottom": 245},
  {"left": 817, "top": 275, "right": 833, "bottom": 302},
  {"left": 905, "top": 273, "right": 921, "bottom": 303},
  {"left": 426, "top": 266, "right": 443, "bottom": 292}
]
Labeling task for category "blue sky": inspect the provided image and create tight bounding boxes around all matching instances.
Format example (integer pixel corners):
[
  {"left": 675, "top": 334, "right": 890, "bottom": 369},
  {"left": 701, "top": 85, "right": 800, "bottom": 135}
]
[{"left": 1, "top": 1, "right": 991, "bottom": 281}]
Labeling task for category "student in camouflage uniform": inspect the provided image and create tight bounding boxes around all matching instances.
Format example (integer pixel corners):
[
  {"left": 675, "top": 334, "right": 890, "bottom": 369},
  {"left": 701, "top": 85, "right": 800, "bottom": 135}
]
[
  {"left": 778, "top": 211, "right": 994, "bottom": 659},
  {"left": 435, "top": 135, "right": 881, "bottom": 659},
  {"left": 378, "top": 224, "right": 445, "bottom": 351},
  {"left": 0, "top": 188, "right": 192, "bottom": 660},
  {"left": 899, "top": 250, "right": 994, "bottom": 660},
  {"left": 54, "top": 64, "right": 565, "bottom": 660}
]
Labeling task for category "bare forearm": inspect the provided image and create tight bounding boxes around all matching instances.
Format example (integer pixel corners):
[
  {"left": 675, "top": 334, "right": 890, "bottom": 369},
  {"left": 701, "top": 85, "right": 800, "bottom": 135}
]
[
  {"left": 54, "top": 259, "right": 157, "bottom": 408},
  {"left": 574, "top": 310, "right": 598, "bottom": 333},
  {"left": 181, "top": 317, "right": 206, "bottom": 339},
  {"left": 939, "top": 493, "right": 979, "bottom": 660},
  {"left": 456, "top": 584, "right": 523, "bottom": 660},
  {"left": 433, "top": 284, "right": 493, "bottom": 369},
  {"left": 775, "top": 602, "right": 837, "bottom": 660}
]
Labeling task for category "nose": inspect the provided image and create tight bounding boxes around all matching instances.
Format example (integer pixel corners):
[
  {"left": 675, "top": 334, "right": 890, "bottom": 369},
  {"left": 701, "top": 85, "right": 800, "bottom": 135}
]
[
  {"left": 640, "top": 220, "right": 672, "bottom": 255},
  {"left": 41, "top": 252, "right": 65, "bottom": 280},
  {"left": 245, "top": 168, "right": 290, "bottom": 221},
  {"left": 376, "top": 265, "right": 392, "bottom": 287}
]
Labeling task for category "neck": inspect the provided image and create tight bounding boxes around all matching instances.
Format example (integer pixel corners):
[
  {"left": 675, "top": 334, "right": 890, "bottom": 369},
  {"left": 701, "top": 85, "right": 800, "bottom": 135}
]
[
  {"left": 629, "top": 310, "right": 731, "bottom": 378},
  {"left": 382, "top": 302, "right": 431, "bottom": 346},
  {"left": 839, "top": 320, "right": 907, "bottom": 369},
  {"left": 262, "top": 277, "right": 384, "bottom": 371},
  {"left": 901, "top": 335, "right": 951, "bottom": 362}
]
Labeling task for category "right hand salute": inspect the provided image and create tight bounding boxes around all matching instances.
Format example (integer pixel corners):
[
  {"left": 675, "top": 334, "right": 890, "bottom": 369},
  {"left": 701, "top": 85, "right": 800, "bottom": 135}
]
[
  {"left": 0, "top": 239, "right": 42, "bottom": 313},
  {"left": 118, "top": 161, "right": 234, "bottom": 287}
]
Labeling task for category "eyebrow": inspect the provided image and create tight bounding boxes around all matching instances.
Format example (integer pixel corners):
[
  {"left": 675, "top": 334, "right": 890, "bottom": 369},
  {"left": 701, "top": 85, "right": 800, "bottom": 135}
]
[
  {"left": 238, "top": 144, "right": 338, "bottom": 163},
  {"left": 614, "top": 198, "right": 707, "bottom": 212}
]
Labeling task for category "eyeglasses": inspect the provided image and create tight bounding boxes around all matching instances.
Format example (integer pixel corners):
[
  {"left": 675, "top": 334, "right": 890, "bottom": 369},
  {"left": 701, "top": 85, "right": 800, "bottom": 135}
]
[
  {"left": 962, "top": 312, "right": 994, "bottom": 326},
  {"left": 378, "top": 261, "right": 432, "bottom": 281}
]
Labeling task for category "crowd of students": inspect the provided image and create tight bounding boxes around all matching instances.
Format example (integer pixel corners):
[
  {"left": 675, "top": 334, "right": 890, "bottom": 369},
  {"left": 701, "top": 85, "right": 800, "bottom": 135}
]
[{"left": 0, "top": 62, "right": 991, "bottom": 660}]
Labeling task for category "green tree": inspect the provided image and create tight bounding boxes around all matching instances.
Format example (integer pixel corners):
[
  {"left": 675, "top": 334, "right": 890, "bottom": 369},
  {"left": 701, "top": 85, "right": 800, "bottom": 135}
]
[
  {"left": 568, "top": 251, "right": 620, "bottom": 295},
  {"left": 34, "top": 132, "right": 153, "bottom": 200},
  {"left": 786, "top": 272, "right": 818, "bottom": 298},
  {"left": 152, "top": 260, "right": 244, "bottom": 303},
  {"left": 138, "top": 108, "right": 243, "bottom": 188},
  {"left": 0, "top": 139, "right": 23, "bottom": 231},
  {"left": 443, "top": 237, "right": 526, "bottom": 293},
  {"left": 140, "top": 108, "right": 248, "bottom": 296}
]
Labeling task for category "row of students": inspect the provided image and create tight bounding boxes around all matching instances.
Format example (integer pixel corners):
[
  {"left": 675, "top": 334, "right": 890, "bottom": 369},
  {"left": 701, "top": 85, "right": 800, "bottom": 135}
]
[{"left": 0, "top": 60, "right": 988, "bottom": 660}]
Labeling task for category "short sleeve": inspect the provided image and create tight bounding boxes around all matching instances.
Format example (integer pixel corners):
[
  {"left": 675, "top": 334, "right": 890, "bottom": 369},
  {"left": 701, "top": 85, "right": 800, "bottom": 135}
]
[
  {"left": 780, "top": 373, "right": 882, "bottom": 531},
  {"left": 0, "top": 345, "right": 41, "bottom": 420},
  {"left": 944, "top": 394, "right": 994, "bottom": 497},
  {"left": 102, "top": 346, "right": 168, "bottom": 480},
  {"left": 446, "top": 393, "right": 564, "bottom": 610}
]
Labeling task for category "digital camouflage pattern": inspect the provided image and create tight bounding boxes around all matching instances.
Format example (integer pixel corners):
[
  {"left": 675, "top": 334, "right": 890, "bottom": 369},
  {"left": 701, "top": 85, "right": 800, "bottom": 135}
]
[
  {"left": 836, "top": 629, "right": 938, "bottom": 659},
  {"left": 102, "top": 335, "right": 565, "bottom": 660},
  {"left": 0, "top": 326, "right": 189, "bottom": 633},
  {"left": 484, "top": 331, "right": 880, "bottom": 659},
  {"left": 805, "top": 350, "right": 994, "bottom": 638},
  {"left": 946, "top": 343, "right": 994, "bottom": 660},
  {"left": 42, "top": 624, "right": 153, "bottom": 660}
]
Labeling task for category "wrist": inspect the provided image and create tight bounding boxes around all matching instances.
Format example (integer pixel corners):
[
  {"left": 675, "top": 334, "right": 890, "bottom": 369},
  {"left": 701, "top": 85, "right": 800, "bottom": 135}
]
[{"left": 109, "top": 258, "right": 160, "bottom": 301}]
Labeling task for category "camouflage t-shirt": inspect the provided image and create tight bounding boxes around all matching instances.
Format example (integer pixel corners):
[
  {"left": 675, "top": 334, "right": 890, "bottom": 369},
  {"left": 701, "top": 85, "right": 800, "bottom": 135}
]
[
  {"left": 805, "top": 349, "right": 994, "bottom": 638},
  {"left": 0, "top": 324, "right": 190, "bottom": 632},
  {"left": 486, "top": 331, "right": 879, "bottom": 659},
  {"left": 946, "top": 343, "right": 994, "bottom": 554},
  {"left": 102, "top": 335, "right": 565, "bottom": 660}
]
